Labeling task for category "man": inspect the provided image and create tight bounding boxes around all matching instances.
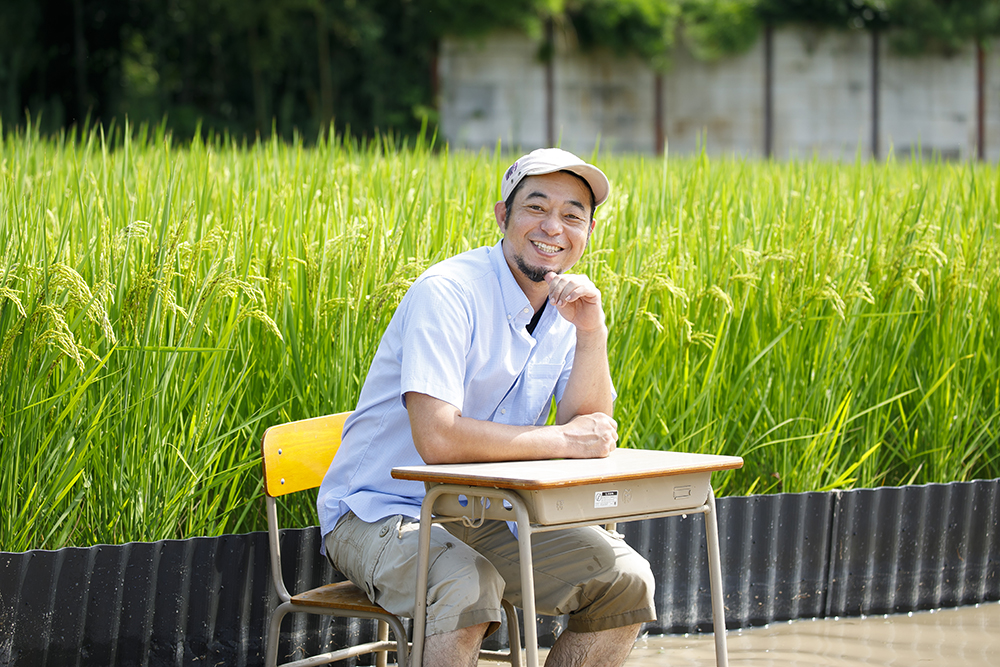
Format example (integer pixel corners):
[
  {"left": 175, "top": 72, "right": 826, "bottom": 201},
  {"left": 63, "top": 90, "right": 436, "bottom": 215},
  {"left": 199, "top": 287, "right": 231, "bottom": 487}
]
[{"left": 317, "top": 148, "right": 655, "bottom": 666}]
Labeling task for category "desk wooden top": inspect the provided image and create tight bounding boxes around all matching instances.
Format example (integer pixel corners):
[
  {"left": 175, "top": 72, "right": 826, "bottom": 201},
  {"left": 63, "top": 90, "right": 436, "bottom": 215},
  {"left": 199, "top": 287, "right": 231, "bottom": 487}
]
[{"left": 391, "top": 448, "right": 743, "bottom": 491}]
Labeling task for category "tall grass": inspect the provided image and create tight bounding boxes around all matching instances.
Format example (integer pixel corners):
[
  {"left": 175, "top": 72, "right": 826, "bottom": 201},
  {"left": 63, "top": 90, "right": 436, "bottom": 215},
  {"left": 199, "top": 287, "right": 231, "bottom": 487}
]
[
  {"left": 1, "top": 123, "right": 997, "bottom": 550},
  {"left": 595, "top": 152, "right": 999, "bottom": 495}
]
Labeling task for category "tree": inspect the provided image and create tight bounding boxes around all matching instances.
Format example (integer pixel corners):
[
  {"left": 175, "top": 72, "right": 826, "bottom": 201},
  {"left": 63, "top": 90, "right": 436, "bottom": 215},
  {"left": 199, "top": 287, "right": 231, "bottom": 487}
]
[{"left": 886, "top": 0, "right": 1000, "bottom": 54}]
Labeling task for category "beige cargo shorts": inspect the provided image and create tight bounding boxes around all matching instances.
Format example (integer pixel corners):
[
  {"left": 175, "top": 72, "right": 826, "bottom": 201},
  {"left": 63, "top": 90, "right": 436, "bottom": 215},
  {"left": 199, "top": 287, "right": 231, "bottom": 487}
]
[{"left": 325, "top": 511, "right": 656, "bottom": 637}]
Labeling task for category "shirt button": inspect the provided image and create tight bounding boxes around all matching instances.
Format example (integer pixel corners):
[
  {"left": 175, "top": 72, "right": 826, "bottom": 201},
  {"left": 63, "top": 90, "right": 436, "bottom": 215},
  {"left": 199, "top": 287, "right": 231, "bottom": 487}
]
[
  {"left": 501, "top": 408, "right": 506, "bottom": 414},
  {"left": 507, "top": 314, "right": 512, "bottom": 320},
  {"left": 522, "top": 307, "right": 530, "bottom": 314}
]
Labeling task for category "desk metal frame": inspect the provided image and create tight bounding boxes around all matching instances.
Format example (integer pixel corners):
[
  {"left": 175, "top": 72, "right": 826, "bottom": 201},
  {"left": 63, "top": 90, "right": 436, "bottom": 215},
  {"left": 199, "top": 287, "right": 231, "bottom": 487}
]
[{"left": 408, "top": 481, "right": 730, "bottom": 667}]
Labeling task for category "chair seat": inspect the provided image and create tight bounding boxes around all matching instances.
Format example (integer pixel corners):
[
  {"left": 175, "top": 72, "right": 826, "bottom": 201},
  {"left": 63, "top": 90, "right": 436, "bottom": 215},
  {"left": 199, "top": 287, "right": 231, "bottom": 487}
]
[{"left": 291, "top": 580, "right": 388, "bottom": 614}]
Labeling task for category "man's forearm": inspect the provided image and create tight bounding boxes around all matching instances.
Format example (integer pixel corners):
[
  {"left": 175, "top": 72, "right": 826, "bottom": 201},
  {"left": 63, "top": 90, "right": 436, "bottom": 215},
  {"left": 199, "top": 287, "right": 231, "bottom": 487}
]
[
  {"left": 540, "top": 271, "right": 614, "bottom": 424},
  {"left": 556, "top": 324, "right": 614, "bottom": 424},
  {"left": 407, "top": 391, "right": 617, "bottom": 464}
]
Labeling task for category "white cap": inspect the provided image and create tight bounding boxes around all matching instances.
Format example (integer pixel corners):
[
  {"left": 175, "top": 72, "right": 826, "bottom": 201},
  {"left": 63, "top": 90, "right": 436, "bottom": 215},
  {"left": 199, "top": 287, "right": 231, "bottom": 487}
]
[{"left": 500, "top": 148, "right": 611, "bottom": 208}]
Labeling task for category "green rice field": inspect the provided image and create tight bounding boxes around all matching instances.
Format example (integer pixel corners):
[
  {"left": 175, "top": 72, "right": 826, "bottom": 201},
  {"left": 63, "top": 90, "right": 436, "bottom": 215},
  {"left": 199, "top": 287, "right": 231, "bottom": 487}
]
[{"left": 1, "top": 122, "right": 998, "bottom": 551}]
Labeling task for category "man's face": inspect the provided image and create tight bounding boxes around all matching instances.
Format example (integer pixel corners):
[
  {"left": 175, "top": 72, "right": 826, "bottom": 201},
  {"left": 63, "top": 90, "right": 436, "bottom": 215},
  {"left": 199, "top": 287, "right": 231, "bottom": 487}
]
[{"left": 495, "top": 171, "right": 595, "bottom": 288}]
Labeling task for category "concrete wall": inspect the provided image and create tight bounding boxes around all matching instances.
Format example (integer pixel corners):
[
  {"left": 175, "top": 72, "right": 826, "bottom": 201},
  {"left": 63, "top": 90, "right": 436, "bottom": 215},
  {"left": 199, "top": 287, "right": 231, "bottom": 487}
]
[
  {"left": 438, "top": 31, "right": 657, "bottom": 155},
  {"left": 772, "top": 28, "right": 872, "bottom": 159},
  {"left": 880, "top": 39, "right": 976, "bottom": 160},
  {"left": 663, "top": 35, "right": 764, "bottom": 156},
  {"left": 556, "top": 45, "right": 657, "bottom": 154},
  {"left": 990, "top": 45, "right": 1000, "bottom": 159},
  {"left": 438, "top": 34, "right": 548, "bottom": 150},
  {"left": 438, "top": 29, "right": 1000, "bottom": 161}
]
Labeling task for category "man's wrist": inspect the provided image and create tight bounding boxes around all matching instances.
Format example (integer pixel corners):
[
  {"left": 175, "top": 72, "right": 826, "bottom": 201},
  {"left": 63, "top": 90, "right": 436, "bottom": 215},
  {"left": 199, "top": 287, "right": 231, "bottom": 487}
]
[{"left": 575, "top": 323, "right": 609, "bottom": 347}]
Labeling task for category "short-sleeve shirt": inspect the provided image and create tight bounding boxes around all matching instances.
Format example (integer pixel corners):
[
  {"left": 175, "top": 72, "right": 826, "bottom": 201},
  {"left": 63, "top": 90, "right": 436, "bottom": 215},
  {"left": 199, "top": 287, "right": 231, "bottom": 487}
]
[{"left": 316, "top": 241, "right": 583, "bottom": 541}]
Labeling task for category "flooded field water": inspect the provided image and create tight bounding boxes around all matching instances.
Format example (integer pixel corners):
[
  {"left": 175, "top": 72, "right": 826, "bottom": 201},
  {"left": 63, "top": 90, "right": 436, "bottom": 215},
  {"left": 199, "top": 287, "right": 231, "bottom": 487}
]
[{"left": 614, "top": 602, "right": 1000, "bottom": 666}]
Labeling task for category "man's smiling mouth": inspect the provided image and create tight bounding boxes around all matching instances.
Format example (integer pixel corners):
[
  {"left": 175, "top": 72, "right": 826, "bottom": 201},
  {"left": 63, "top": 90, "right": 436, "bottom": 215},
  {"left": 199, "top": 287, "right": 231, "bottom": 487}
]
[{"left": 532, "top": 240, "right": 562, "bottom": 254}]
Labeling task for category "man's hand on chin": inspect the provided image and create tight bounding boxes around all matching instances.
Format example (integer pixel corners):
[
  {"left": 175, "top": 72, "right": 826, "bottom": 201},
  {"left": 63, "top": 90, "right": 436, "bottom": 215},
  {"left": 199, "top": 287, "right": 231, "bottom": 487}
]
[{"left": 544, "top": 271, "right": 606, "bottom": 334}]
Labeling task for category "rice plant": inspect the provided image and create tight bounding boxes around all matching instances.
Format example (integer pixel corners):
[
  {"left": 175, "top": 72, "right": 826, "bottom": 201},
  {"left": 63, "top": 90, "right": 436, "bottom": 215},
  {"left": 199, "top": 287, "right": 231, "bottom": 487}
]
[{"left": 1, "top": 122, "right": 997, "bottom": 550}]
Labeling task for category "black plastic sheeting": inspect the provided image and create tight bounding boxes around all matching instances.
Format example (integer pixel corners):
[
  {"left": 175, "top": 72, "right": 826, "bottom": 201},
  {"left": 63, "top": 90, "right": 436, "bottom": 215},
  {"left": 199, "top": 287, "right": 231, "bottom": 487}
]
[{"left": 2, "top": 479, "right": 998, "bottom": 667}]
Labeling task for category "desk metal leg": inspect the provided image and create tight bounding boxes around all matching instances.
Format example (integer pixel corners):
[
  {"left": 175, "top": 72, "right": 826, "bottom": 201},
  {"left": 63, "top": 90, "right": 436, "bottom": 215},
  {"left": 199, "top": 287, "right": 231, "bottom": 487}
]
[
  {"left": 514, "top": 501, "right": 540, "bottom": 667},
  {"left": 412, "top": 488, "right": 437, "bottom": 667},
  {"left": 414, "top": 484, "right": 729, "bottom": 667},
  {"left": 704, "top": 487, "right": 729, "bottom": 667},
  {"left": 412, "top": 486, "right": 539, "bottom": 667}
]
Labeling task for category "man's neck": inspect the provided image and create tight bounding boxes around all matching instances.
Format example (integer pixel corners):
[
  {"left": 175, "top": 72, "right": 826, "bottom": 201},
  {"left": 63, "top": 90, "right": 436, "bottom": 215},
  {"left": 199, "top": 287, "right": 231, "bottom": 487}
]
[
  {"left": 520, "top": 282, "right": 548, "bottom": 312},
  {"left": 501, "top": 249, "right": 549, "bottom": 310}
]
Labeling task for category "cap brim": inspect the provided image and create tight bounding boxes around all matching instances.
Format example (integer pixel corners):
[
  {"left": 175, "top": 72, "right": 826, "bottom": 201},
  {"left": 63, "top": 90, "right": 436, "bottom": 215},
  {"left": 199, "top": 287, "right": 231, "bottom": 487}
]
[{"left": 522, "top": 163, "right": 610, "bottom": 207}]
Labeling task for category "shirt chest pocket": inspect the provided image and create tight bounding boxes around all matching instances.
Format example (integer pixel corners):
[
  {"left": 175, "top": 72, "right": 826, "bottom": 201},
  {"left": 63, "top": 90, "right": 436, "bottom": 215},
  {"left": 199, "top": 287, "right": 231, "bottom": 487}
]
[{"left": 515, "top": 363, "right": 564, "bottom": 425}]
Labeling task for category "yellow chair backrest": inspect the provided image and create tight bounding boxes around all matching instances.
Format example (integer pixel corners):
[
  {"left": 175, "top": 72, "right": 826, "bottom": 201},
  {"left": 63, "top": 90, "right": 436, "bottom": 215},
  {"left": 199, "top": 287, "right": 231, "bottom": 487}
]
[{"left": 261, "top": 412, "right": 351, "bottom": 498}]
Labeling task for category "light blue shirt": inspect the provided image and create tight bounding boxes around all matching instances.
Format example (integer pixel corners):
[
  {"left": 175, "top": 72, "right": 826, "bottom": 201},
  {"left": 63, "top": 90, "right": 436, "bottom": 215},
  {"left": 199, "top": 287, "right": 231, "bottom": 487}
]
[{"left": 317, "top": 241, "right": 587, "bottom": 541}]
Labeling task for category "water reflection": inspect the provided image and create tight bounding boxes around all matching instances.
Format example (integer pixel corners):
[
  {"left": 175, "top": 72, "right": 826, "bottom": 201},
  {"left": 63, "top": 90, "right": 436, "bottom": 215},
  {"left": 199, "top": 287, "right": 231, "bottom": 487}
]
[{"left": 618, "top": 602, "right": 1000, "bottom": 666}]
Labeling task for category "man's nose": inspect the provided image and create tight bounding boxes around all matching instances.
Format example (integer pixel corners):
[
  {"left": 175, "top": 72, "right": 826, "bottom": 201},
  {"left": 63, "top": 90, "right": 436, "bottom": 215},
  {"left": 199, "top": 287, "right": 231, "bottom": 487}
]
[{"left": 539, "top": 213, "right": 562, "bottom": 235}]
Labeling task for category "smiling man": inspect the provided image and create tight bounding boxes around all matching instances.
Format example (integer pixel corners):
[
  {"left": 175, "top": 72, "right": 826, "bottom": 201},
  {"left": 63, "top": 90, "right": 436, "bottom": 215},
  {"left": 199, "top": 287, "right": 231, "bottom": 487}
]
[{"left": 317, "top": 148, "right": 655, "bottom": 666}]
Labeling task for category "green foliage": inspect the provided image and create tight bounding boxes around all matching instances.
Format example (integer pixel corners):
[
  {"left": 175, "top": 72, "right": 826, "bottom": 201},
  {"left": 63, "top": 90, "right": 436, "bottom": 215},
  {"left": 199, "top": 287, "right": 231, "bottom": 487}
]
[
  {"left": 7, "top": 0, "right": 1000, "bottom": 144},
  {"left": 0, "top": 0, "right": 44, "bottom": 126},
  {"left": 564, "top": 0, "right": 763, "bottom": 65},
  {"left": 886, "top": 0, "right": 1000, "bottom": 54},
  {"left": 566, "top": 0, "right": 680, "bottom": 68},
  {"left": 681, "top": 0, "right": 762, "bottom": 61},
  {"left": 756, "top": 0, "right": 1000, "bottom": 54},
  {"left": 756, "top": 0, "right": 890, "bottom": 30},
  {"left": 422, "top": 0, "right": 545, "bottom": 38},
  {"left": 2, "top": 128, "right": 999, "bottom": 549},
  {"left": 0, "top": 0, "right": 546, "bottom": 141}
]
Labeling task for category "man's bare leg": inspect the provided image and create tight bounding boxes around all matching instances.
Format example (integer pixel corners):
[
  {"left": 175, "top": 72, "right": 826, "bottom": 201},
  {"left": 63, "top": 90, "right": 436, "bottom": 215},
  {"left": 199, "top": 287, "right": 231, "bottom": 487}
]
[
  {"left": 417, "top": 622, "right": 489, "bottom": 667},
  {"left": 543, "top": 623, "right": 642, "bottom": 667}
]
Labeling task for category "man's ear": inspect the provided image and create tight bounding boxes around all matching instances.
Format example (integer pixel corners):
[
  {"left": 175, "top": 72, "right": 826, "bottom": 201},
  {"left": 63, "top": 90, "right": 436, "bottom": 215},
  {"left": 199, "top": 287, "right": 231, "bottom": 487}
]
[
  {"left": 590, "top": 219, "right": 596, "bottom": 234},
  {"left": 494, "top": 200, "right": 508, "bottom": 232}
]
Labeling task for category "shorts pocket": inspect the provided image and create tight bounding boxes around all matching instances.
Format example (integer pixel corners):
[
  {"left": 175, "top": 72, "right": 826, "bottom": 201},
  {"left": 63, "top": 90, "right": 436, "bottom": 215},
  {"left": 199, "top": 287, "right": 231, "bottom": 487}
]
[
  {"left": 329, "top": 513, "right": 402, "bottom": 603},
  {"left": 361, "top": 515, "right": 402, "bottom": 601}
]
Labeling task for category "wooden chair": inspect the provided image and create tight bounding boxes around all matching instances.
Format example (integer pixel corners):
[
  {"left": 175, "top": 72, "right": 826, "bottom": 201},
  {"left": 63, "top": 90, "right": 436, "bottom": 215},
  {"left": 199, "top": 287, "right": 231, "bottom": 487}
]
[
  {"left": 261, "top": 412, "right": 523, "bottom": 667},
  {"left": 262, "top": 412, "right": 408, "bottom": 667}
]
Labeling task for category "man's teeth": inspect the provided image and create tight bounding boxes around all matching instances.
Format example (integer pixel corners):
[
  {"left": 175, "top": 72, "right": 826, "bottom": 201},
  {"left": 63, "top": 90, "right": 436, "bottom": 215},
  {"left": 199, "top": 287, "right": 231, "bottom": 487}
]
[{"left": 533, "top": 241, "right": 561, "bottom": 253}]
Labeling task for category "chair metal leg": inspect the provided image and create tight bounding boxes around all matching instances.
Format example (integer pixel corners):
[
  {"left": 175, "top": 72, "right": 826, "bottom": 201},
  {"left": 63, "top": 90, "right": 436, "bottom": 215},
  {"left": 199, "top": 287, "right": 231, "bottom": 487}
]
[
  {"left": 266, "top": 602, "right": 293, "bottom": 667},
  {"left": 382, "top": 613, "right": 409, "bottom": 667},
  {"left": 501, "top": 599, "right": 522, "bottom": 667},
  {"left": 704, "top": 488, "right": 729, "bottom": 667},
  {"left": 267, "top": 602, "right": 407, "bottom": 667},
  {"left": 376, "top": 619, "right": 389, "bottom": 667}
]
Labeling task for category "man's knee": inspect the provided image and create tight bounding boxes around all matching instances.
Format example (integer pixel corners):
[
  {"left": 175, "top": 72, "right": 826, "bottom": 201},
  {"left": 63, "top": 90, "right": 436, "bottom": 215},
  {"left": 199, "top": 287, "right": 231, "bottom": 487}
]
[
  {"left": 423, "top": 537, "right": 505, "bottom": 635},
  {"left": 597, "top": 549, "right": 655, "bottom": 607},
  {"left": 326, "top": 514, "right": 505, "bottom": 635},
  {"left": 568, "top": 537, "right": 657, "bottom": 633},
  {"left": 393, "top": 522, "right": 505, "bottom": 636}
]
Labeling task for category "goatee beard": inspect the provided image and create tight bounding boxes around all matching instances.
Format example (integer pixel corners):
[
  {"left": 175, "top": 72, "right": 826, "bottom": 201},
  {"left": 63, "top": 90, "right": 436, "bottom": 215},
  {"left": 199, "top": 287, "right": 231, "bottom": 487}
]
[{"left": 514, "top": 254, "right": 556, "bottom": 283}]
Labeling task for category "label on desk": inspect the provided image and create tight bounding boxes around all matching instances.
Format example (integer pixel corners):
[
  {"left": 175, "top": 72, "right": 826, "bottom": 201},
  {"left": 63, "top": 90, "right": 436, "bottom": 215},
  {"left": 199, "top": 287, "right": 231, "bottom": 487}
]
[
  {"left": 594, "top": 490, "right": 619, "bottom": 508},
  {"left": 523, "top": 472, "right": 711, "bottom": 524}
]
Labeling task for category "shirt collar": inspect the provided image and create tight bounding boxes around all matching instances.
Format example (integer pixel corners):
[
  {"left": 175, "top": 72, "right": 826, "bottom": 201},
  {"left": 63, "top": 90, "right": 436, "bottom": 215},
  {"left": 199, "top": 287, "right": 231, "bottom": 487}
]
[{"left": 489, "top": 240, "right": 536, "bottom": 330}]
